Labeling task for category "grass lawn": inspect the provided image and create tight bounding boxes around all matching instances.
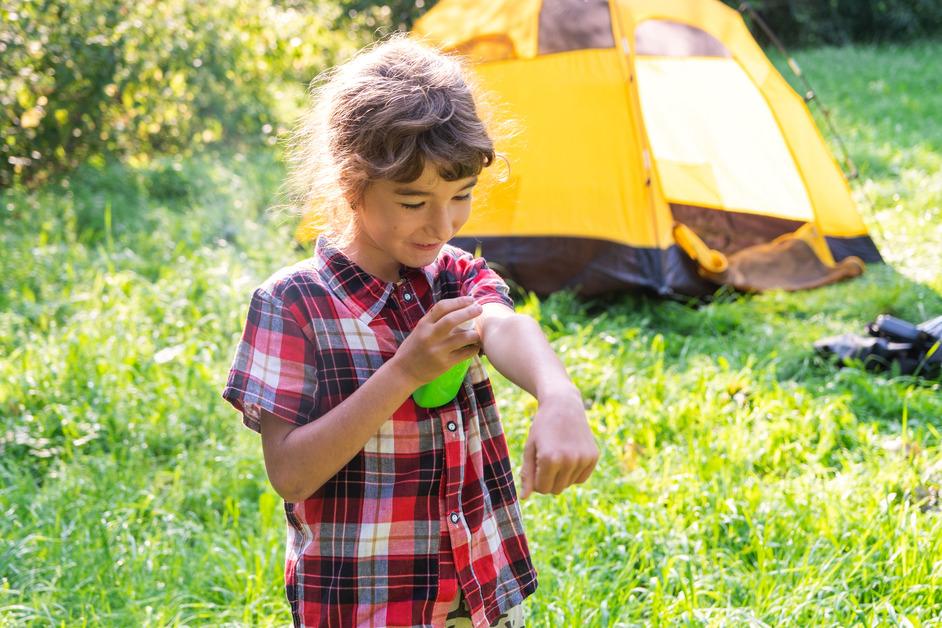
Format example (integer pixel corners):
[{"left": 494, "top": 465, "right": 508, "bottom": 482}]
[{"left": 1, "top": 40, "right": 941, "bottom": 626}]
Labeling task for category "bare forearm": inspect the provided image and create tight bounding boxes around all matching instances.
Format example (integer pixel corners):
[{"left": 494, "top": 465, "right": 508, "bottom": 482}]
[
  {"left": 274, "top": 359, "right": 419, "bottom": 502},
  {"left": 481, "top": 314, "right": 578, "bottom": 401},
  {"left": 482, "top": 313, "right": 598, "bottom": 499}
]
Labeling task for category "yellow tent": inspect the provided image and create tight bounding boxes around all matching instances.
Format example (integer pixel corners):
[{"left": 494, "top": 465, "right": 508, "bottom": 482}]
[
  {"left": 298, "top": 0, "right": 883, "bottom": 297},
  {"left": 411, "top": 0, "right": 884, "bottom": 297}
]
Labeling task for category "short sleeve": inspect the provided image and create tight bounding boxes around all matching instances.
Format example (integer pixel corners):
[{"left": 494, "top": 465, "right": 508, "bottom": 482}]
[
  {"left": 455, "top": 253, "right": 515, "bottom": 310},
  {"left": 221, "top": 287, "right": 319, "bottom": 434}
]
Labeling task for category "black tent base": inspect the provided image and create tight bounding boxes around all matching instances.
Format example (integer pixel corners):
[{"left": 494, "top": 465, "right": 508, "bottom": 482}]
[
  {"left": 450, "top": 233, "right": 883, "bottom": 299},
  {"left": 450, "top": 235, "right": 713, "bottom": 298}
]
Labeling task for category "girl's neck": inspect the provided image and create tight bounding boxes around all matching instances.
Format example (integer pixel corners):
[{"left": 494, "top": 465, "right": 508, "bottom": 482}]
[{"left": 342, "top": 238, "right": 403, "bottom": 284}]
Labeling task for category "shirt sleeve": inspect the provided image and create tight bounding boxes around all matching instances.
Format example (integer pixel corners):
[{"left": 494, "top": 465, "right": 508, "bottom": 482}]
[
  {"left": 453, "top": 252, "right": 515, "bottom": 310},
  {"left": 221, "top": 286, "right": 319, "bottom": 434}
]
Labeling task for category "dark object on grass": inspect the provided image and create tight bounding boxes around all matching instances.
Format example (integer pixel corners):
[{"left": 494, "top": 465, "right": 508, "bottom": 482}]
[{"left": 815, "top": 315, "right": 942, "bottom": 378}]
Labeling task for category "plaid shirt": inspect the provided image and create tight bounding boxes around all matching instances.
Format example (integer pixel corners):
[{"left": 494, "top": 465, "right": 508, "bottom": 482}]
[{"left": 222, "top": 235, "right": 537, "bottom": 627}]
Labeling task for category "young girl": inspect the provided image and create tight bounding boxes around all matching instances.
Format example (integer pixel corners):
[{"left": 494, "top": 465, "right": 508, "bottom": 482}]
[{"left": 222, "top": 34, "right": 599, "bottom": 628}]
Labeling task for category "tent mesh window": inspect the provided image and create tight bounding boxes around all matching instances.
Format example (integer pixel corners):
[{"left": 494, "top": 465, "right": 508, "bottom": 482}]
[
  {"left": 635, "top": 20, "right": 731, "bottom": 58},
  {"left": 538, "top": 0, "right": 614, "bottom": 55}
]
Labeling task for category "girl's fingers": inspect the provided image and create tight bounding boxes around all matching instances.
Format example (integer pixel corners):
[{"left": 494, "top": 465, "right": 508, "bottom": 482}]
[
  {"left": 573, "top": 463, "right": 595, "bottom": 484},
  {"left": 535, "top": 472, "right": 558, "bottom": 495},
  {"left": 572, "top": 461, "right": 594, "bottom": 485},
  {"left": 553, "top": 464, "right": 579, "bottom": 494},
  {"left": 449, "top": 343, "right": 481, "bottom": 361},
  {"left": 520, "top": 438, "right": 537, "bottom": 500},
  {"left": 444, "top": 329, "right": 480, "bottom": 351},
  {"left": 553, "top": 456, "right": 596, "bottom": 493},
  {"left": 428, "top": 296, "right": 476, "bottom": 323},
  {"left": 436, "top": 304, "right": 482, "bottom": 335},
  {"left": 534, "top": 455, "right": 561, "bottom": 495},
  {"left": 550, "top": 474, "right": 567, "bottom": 494}
]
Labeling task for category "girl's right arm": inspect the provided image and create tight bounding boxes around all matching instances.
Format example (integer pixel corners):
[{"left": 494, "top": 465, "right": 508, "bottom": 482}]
[{"left": 258, "top": 296, "right": 482, "bottom": 503}]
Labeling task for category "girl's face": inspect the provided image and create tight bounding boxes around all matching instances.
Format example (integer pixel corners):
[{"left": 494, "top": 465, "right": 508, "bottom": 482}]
[{"left": 348, "top": 160, "right": 478, "bottom": 282}]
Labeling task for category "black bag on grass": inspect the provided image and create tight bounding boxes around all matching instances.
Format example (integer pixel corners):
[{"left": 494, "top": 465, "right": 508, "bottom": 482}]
[{"left": 814, "top": 315, "right": 942, "bottom": 378}]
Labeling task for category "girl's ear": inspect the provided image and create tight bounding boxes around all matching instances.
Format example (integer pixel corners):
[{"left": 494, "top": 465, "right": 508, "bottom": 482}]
[{"left": 346, "top": 187, "right": 365, "bottom": 212}]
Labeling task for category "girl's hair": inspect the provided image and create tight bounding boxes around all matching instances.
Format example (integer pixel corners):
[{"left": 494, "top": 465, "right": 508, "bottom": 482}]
[{"left": 283, "top": 33, "right": 501, "bottom": 248}]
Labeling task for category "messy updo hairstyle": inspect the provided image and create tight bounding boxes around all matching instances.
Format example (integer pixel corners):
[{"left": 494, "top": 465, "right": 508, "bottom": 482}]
[{"left": 283, "top": 33, "right": 501, "bottom": 248}]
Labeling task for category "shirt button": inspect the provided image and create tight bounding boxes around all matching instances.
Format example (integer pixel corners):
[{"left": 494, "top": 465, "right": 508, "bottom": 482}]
[
  {"left": 447, "top": 421, "right": 457, "bottom": 432},
  {"left": 449, "top": 512, "right": 460, "bottom": 524},
  {"left": 403, "top": 292, "right": 412, "bottom": 301}
]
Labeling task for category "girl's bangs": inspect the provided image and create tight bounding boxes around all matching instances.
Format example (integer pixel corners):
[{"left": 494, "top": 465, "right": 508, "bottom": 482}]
[{"left": 386, "top": 137, "right": 491, "bottom": 184}]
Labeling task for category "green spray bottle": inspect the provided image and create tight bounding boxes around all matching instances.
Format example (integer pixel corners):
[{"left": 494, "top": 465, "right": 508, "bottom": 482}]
[{"left": 411, "top": 307, "right": 478, "bottom": 408}]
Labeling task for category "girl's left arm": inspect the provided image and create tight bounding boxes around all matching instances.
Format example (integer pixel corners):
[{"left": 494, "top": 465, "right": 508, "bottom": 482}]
[{"left": 475, "top": 303, "right": 600, "bottom": 500}]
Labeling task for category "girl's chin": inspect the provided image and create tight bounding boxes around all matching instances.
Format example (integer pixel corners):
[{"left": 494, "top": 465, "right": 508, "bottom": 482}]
[{"left": 405, "top": 244, "right": 442, "bottom": 264}]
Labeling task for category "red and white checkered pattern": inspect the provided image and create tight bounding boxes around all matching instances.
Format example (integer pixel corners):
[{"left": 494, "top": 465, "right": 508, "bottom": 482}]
[{"left": 222, "top": 235, "right": 537, "bottom": 627}]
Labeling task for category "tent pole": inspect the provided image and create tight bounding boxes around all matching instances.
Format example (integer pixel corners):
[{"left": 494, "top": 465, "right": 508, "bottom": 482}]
[{"left": 738, "top": 2, "right": 858, "bottom": 181}]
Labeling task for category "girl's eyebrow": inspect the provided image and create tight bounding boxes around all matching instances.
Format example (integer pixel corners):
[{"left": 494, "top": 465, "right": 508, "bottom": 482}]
[{"left": 394, "top": 177, "right": 478, "bottom": 196}]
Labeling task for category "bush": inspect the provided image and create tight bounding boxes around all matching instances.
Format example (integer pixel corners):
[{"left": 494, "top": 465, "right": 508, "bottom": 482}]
[
  {"left": 0, "top": 0, "right": 353, "bottom": 189},
  {"left": 335, "top": 0, "right": 437, "bottom": 33},
  {"left": 729, "top": 0, "right": 942, "bottom": 47}
]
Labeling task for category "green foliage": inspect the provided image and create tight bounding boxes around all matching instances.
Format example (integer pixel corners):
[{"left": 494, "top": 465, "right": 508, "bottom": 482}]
[
  {"left": 727, "top": 0, "right": 942, "bottom": 47},
  {"left": 1, "top": 41, "right": 942, "bottom": 625},
  {"left": 0, "top": 0, "right": 352, "bottom": 189},
  {"left": 333, "top": 0, "right": 440, "bottom": 34}
]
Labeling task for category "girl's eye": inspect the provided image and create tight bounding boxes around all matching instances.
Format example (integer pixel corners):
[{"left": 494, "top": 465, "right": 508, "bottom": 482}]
[{"left": 399, "top": 194, "right": 471, "bottom": 209}]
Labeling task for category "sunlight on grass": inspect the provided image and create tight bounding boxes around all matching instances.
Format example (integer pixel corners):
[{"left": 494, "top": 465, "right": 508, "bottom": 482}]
[{"left": 774, "top": 41, "right": 942, "bottom": 291}]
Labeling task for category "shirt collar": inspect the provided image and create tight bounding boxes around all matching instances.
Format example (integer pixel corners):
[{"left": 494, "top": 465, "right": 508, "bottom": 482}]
[{"left": 313, "top": 234, "right": 438, "bottom": 324}]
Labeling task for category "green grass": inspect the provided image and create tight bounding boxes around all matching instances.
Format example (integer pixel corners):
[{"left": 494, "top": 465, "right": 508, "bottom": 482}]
[{"left": 2, "top": 40, "right": 941, "bottom": 626}]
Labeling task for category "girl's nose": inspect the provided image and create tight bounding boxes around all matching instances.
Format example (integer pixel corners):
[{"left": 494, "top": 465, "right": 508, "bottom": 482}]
[{"left": 429, "top": 205, "right": 452, "bottom": 240}]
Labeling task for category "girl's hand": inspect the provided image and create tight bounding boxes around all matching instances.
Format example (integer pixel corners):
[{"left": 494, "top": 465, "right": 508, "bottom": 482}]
[
  {"left": 519, "top": 385, "right": 599, "bottom": 499},
  {"left": 390, "top": 296, "right": 483, "bottom": 387}
]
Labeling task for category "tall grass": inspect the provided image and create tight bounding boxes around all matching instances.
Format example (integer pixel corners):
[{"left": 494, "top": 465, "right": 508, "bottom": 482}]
[{"left": 1, "top": 41, "right": 941, "bottom": 625}]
